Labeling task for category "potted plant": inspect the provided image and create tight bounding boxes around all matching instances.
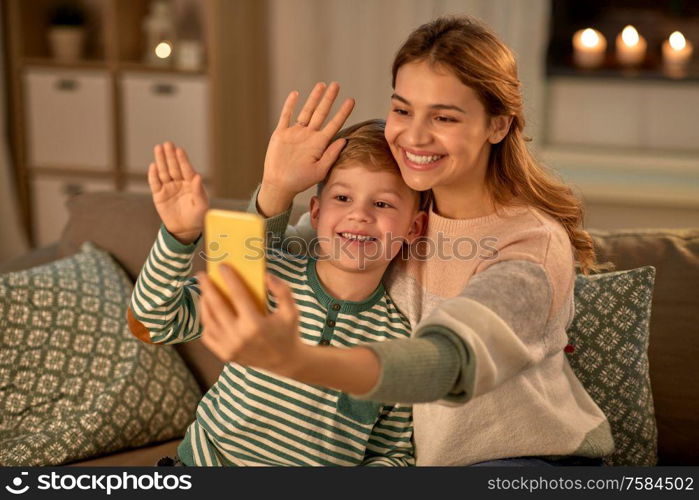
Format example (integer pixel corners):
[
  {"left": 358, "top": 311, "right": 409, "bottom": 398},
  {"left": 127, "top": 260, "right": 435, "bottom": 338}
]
[{"left": 48, "top": 3, "right": 86, "bottom": 61}]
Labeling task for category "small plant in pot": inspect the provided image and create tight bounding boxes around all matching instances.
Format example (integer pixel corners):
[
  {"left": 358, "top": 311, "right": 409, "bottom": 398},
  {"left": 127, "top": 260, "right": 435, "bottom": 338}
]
[{"left": 48, "top": 3, "right": 87, "bottom": 61}]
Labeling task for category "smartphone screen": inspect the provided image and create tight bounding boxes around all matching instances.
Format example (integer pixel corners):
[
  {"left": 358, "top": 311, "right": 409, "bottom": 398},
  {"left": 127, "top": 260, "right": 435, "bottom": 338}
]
[{"left": 204, "top": 209, "right": 266, "bottom": 312}]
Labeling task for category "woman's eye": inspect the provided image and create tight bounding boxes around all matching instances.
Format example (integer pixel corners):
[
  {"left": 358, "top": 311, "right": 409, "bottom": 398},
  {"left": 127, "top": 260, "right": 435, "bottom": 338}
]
[
  {"left": 392, "top": 107, "right": 409, "bottom": 116},
  {"left": 435, "top": 115, "right": 457, "bottom": 123}
]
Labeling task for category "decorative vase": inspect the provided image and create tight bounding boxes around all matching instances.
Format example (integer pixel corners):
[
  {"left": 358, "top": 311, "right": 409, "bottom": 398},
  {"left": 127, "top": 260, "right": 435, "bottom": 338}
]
[{"left": 48, "top": 26, "right": 85, "bottom": 61}]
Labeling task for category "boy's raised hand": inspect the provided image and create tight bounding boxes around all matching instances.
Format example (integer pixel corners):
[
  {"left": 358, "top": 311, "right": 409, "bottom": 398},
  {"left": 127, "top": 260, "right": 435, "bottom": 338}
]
[
  {"left": 258, "top": 82, "right": 355, "bottom": 216},
  {"left": 148, "top": 141, "right": 209, "bottom": 245}
]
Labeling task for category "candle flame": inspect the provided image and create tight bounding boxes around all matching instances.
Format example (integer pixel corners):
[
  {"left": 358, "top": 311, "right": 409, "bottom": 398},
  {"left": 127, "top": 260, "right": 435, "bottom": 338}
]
[
  {"left": 669, "top": 31, "right": 687, "bottom": 51},
  {"left": 155, "top": 41, "right": 173, "bottom": 59},
  {"left": 621, "top": 25, "right": 640, "bottom": 47},
  {"left": 581, "top": 28, "right": 600, "bottom": 48}
]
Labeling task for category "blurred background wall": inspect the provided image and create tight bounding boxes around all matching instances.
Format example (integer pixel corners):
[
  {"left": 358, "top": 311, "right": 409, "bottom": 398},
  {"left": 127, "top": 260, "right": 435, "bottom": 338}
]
[
  {"left": 1, "top": 0, "right": 697, "bottom": 266},
  {"left": 0, "top": 18, "right": 29, "bottom": 261}
]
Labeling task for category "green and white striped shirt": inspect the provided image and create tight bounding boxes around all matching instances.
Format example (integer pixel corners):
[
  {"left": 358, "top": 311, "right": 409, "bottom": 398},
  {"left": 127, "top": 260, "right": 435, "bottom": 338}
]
[{"left": 129, "top": 225, "right": 415, "bottom": 466}]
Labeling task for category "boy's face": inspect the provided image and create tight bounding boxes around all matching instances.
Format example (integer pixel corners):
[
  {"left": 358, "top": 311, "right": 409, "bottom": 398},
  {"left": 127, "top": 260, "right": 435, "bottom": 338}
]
[{"left": 310, "top": 162, "right": 426, "bottom": 273}]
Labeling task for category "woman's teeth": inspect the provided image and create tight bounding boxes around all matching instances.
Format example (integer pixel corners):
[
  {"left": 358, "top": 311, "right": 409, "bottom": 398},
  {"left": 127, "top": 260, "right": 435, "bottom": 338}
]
[
  {"left": 340, "top": 232, "right": 376, "bottom": 242},
  {"left": 405, "top": 151, "right": 443, "bottom": 164}
]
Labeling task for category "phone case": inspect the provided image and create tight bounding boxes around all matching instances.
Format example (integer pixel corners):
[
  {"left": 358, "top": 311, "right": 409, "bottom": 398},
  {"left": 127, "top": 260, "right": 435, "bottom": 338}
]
[{"left": 204, "top": 209, "right": 266, "bottom": 312}]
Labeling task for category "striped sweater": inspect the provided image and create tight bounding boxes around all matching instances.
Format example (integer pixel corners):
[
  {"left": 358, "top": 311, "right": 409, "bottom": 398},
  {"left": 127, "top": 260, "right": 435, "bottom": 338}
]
[
  {"left": 254, "top": 194, "right": 616, "bottom": 466},
  {"left": 128, "top": 225, "right": 415, "bottom": 466}
]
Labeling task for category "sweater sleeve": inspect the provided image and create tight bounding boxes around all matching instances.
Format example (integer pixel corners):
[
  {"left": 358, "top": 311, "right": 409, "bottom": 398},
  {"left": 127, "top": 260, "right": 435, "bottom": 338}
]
[
  {"left": 127, "top": 224, "right": 204, "bottom": 345},
  {"left": 360, "top": 260, "right": 554, "bottom": 405},
  {"left": 247, "top": 184, "right": 315, "bottom": 253}
]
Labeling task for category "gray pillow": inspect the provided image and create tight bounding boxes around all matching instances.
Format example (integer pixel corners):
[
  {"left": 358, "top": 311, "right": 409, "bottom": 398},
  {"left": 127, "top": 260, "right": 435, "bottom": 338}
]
[
  {"left": 567, "top": 266, "right": 657, "bottom": 466},
  {"left": 0, "top": 242, "right": 202, "bottom": 466}
]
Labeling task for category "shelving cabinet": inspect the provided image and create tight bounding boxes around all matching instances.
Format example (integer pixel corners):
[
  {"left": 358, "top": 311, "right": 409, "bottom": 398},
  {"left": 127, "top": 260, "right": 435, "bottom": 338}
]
[{"left": 3, "top": 0, "right": 270, "bottom": 246}]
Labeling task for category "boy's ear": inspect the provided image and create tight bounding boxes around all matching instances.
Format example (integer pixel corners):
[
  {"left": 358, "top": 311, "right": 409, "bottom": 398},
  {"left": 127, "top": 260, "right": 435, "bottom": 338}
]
[
  {"left": 309, "top": 196, "right": 321, "bottom": 230},
  {"left": 405, "top": 210, "right": 428, "bottom": 244},
  {"left": 488, "top": 114, "right": 513, "bottom": 145}
]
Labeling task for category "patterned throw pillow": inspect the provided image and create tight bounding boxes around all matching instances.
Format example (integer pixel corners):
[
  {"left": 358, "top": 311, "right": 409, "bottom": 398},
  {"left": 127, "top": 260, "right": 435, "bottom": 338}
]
[
  {"left": 0, "top": 242, "right": 202, "bottom": 466},
  {"left": 566, "top": 266, "right": 657, "bottom": 466}
]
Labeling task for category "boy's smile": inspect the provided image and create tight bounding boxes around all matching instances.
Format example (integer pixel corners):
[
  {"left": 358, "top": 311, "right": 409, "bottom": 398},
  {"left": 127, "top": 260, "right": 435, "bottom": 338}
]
[{"left": 308, "top": 162, "right": 425, "bottom": 300}]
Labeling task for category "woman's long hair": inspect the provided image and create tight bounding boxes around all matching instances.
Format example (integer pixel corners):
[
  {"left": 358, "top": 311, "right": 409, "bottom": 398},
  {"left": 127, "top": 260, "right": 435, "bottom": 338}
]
[{"left": 393, "top": 16, "right": 599, "bottom": 273}]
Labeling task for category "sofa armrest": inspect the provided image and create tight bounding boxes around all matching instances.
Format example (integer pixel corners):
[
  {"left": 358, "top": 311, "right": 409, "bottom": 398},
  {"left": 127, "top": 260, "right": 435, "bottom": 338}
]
[
  {"left": 0, "top": 243, "right": 60, "bottom": 274},
  {"left": 67, "top": 439, "right": 180, "bottom": 467}
]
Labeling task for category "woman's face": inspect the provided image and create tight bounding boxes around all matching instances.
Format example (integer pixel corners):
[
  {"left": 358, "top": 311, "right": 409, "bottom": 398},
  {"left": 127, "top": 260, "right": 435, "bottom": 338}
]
[{"left": 385, "top": 60, "right": 496, "bottom": 195}]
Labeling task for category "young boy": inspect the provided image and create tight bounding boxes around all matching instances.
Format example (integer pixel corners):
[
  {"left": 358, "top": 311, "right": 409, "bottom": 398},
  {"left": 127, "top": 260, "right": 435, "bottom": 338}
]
[{"left": 128, "top": 116, "right": 427, "bottom": 465}]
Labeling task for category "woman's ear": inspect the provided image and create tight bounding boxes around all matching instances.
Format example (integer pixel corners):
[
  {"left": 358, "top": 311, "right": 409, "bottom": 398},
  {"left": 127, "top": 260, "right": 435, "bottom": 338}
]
[
  {"left": 405, "top": 210, "right": 428, "bottom": 245},
  {"left": 488, "top": 115, "right": 513, "bottom": 145},
  {"left": 309, "top": 196, "right": 321, "bottom": 230}
]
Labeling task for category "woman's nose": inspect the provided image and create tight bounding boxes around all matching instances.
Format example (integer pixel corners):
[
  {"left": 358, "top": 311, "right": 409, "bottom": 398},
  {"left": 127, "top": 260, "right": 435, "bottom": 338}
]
[{"left": 404, "top": 118, "right": 431, "bottom": 146}]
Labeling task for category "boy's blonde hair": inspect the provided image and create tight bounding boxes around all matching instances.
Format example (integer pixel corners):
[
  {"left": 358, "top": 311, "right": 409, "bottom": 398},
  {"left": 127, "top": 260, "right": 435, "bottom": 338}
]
[{"left": 318, "top": 119, "right": 427, "bottom": 210}]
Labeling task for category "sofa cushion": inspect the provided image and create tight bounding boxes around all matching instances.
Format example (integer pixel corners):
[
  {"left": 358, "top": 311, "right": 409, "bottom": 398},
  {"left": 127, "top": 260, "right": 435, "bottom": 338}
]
[
  {"left": 0, "top": 242, "right": 202, "bottom": 466},
  {"left": 58, "top": 192, "right": 251, "bottom": 282},
  {"left": 567, "top": 266, "right": 657, "bottom": 466},
  {"left": 590, "top": 229, "right": 699, "bottom": 465}
]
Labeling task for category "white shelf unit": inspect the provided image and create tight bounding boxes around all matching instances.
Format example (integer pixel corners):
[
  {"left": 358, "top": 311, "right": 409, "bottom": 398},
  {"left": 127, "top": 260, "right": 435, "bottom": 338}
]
[
  {"left": 544, "top": 76, "right": 699, "bottom": 210},
  {"left": 5, "top": 0, "right": 271, "bottom": 247}
]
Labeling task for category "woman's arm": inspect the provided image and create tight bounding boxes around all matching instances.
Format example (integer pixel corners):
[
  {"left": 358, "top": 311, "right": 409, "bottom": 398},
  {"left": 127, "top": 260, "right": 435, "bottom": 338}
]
[
  {"left": 198, "top": 257, "right": 555, "bottom": 405},
  {"left": 195, "top": 262, "right": 463, "bottom": 401},
  {"left": 365, "top": 259, "right": 555, "bottom": 404}
]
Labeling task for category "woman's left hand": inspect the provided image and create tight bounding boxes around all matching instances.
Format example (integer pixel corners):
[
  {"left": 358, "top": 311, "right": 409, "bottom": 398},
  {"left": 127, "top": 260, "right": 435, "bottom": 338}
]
[{"left": 196, "top": 265, "right": 302, "bottom": 374}]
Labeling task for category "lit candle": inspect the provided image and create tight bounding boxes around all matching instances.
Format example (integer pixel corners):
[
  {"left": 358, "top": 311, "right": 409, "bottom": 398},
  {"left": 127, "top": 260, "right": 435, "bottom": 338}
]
[
  {"left": 155, "top": 41, "right": 173, "bottom": 60},
  {"left": 662, "top": 31, "right": 693, "bottom": 77},
  {"left": 572, "top": 28, "right": 606, "bottom": 69},
  {"left": 616, "top": 25, "right": 647, "bottom": 67}
]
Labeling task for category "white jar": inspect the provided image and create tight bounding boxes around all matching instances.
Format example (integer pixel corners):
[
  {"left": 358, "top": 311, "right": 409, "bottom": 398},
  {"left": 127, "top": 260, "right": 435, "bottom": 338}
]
[{"left": 175, "top": 40, "right": 204, "bottom": 71}]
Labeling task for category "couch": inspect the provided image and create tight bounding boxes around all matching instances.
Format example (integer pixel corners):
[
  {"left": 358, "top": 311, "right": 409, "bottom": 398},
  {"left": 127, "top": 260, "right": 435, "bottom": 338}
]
[{"left": 1, "top": 191, "right": 697, "bottom": 466}]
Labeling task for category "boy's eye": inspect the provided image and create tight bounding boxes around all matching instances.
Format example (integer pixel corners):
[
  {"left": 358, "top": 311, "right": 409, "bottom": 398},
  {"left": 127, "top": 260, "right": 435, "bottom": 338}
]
[
  {"left": 375, "top": 201, "right": 392, "bottom": 208},
  {"left": 334, "top": 195, "right": 349, "bottom": 202}
]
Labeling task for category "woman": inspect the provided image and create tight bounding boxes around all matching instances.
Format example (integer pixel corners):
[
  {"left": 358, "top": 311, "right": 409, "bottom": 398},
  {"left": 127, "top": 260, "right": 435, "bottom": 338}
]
[{"left": 197, "top": 16, "right": 614, "bottom": 466}]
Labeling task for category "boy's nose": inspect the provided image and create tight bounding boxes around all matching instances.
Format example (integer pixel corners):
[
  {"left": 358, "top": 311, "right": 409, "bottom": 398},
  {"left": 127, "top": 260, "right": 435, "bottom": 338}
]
[{"left": 348, "top": 205, "right": 373, "bottom": 222}]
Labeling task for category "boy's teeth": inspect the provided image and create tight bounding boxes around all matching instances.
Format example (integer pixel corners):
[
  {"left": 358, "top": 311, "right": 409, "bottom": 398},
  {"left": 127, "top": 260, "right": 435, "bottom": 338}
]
[
  {"left": 340, "top": 232, "right": 375, "bottom": 242},
  {"left": 406, "top": 151, "right": 442, "bottom": 164}
]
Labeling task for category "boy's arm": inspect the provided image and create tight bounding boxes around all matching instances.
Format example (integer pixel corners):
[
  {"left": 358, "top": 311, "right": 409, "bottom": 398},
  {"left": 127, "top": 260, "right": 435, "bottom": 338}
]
[
  {"left": 361, "top": 404, "right": 415, "bottom": 467},
  {"left": 246, "top": 184, "right": 316, "bottom": 253},
  {"left": 128, "top": 224, "right": 204, "bottom": 345}
]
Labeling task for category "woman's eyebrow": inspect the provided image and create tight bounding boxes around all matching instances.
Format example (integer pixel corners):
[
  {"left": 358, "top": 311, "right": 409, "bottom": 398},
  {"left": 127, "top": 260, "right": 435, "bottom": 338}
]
[{"left": 391, "top": 93, "right": 466, "bottom": 114}]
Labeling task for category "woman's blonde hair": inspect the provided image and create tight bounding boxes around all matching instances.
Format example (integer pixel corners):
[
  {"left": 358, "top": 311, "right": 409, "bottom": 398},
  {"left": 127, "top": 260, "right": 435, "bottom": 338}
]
[{"left": 393, "top": 16, "right": 598, "bottom": 273}]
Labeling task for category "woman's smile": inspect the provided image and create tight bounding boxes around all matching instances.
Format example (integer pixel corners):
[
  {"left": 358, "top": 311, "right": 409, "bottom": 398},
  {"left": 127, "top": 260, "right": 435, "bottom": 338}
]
[{"left": 401, "top": 147, "right": 446, "bottom": 171}]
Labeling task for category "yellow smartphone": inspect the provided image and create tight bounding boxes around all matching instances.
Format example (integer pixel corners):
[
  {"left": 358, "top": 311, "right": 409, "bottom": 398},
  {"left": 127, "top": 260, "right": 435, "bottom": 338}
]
[{"left": 204, "top": 209, "right": 266, "bottom": 313}]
